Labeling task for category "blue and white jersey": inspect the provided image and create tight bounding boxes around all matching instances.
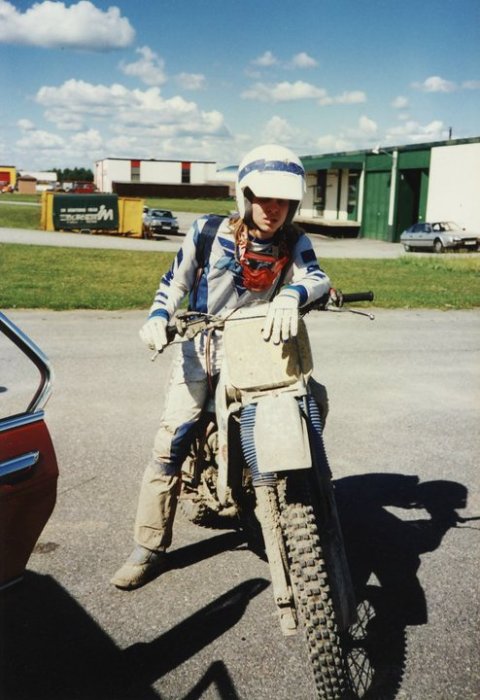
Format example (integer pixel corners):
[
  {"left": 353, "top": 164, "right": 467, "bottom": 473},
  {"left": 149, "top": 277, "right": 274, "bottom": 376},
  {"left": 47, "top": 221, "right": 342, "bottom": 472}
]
[{"left": 148, "top": 215, "right": 330, "bottom": 322}]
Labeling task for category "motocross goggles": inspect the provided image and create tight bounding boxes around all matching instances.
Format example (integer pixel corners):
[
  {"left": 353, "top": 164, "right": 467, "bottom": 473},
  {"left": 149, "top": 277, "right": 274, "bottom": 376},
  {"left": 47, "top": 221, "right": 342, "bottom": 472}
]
[{"left": 239, "top": 249, "right": 289, "bottom": 292}]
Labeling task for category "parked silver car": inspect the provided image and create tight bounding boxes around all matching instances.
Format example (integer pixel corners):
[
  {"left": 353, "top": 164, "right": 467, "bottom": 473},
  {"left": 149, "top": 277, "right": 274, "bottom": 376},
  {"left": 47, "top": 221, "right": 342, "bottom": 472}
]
[
  {"left": 400, "top": 221, "right": 480, "bottom": 253},
  {"left": 142, "top": 209, "right": 179, "bottom": 238}
]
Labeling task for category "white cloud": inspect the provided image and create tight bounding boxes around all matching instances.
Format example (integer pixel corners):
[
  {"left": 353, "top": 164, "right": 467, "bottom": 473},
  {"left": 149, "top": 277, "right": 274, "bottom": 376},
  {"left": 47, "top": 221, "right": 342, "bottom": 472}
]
[
  {"left": 176, "top": 72, "right": 206, "bottom": 90},
  {"left": 358, "top": 115, "right": 378, "bottom": 135},
  {"left": 412, "top": 76, "right": 456, "bottom": 93},
  {"left": 412, "top": 76, "right": 480, "bottom": 94},
  {"left": 314, "top": 134, "right": 353, "bottom": 153},
  {"left": 251, "top": 50, "right": 318, "bottom": 70},
  {"left": 104, "top": 134, "right": 138, "bottom": 157},
  {"left": 329, "top": 90, "right": 367, "bottom": 105},
  {"left": 34, "top": 78, "right": 229, "bottom": 142},
  {"left": 242, "top": 80, "right": 328, "bottom": 102},
  {"left": 290, "top": 52, "right": 317, "bottom": 69},
  {"left": 17, "top": 118, "right": 35, "bottom": 131},
  {"left": 343, "top": 115, "right": 378, "bottom": 142},
  {"left": 262, "top": 116, "right": 302, "bottom": 144},
  {"left": 386, "top": 119, "right": 445, "bottom": 142},
  {"left": 120, "top": 46, "right": 167, "bottom": 86},
  {"left": 252, "top": 50, "right": 278, "bottom": 67},
  {"left": 242, "top": 81, "right": 366, "bottom": 107},
  {"left": 36, "top": 79, "right": 132, "bottom": 124},
  {"left": 392, "top": 96, "right": 409, "bottom": 109},
  {"left": 17, "top": 129, "right": 65, "bottom": 150},
  {"left": 0, "top": 0, "right": 135, "bottom": 50},
  {"left": 70, "top": 128, "right": 103, "bottom": 150}
]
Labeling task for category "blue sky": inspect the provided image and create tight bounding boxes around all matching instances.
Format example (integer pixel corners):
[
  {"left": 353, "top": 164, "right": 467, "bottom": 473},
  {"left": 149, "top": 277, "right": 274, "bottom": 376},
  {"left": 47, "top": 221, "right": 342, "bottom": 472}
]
[{"left": 1, "top": 0, "right": 479, "bottom": 171}]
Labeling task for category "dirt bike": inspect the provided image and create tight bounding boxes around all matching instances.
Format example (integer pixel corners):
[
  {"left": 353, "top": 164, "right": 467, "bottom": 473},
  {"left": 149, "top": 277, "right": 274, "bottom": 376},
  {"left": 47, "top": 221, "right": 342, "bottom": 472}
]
[{"left": 157, "top": 289, "right": 374, "bottom": 699}]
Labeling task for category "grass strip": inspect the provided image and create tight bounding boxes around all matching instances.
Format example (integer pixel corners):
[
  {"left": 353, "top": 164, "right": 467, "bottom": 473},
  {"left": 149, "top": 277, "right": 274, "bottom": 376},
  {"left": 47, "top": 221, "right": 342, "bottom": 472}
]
[
  {"left": 1, "top": 243, "right": 479, "bottom": 310},
  {"left": 0, "top": 203, "right": 41, "bottom": 229}
]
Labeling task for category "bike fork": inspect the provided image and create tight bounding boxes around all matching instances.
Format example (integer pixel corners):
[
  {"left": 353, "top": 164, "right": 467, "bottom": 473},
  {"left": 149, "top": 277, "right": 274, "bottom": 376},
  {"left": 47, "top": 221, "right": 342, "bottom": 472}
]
[{"left": 254, "top": 485, "right": 297, "bottom": 636}]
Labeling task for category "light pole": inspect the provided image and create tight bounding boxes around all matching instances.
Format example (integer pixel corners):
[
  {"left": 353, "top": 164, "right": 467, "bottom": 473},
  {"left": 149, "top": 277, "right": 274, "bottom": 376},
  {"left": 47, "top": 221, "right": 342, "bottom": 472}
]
[{"left": 372, "top": 146, "right": 398, "bottom": 242}]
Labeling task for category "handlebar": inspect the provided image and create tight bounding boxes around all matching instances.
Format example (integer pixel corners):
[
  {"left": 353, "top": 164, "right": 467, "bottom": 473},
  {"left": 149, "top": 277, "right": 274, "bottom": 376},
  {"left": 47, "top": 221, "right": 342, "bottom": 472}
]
[
  {"left": 152, "top": 288, "right": 375, "bottom": 358},
  {"left": 340, "top": 291, "right": 374, "bottom": 304},
  {"left": 301, "top": 288, "right": 374, "bottom": 314}
]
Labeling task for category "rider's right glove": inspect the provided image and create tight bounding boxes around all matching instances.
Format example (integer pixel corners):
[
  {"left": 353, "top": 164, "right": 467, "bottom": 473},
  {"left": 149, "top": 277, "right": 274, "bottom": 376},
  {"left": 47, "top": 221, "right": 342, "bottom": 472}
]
[
  {"left": 262, "top": 290, "right": 300, "bottom": 344},
  {"left": 139, "top": 316, "right": 169, "bottom": 352}
]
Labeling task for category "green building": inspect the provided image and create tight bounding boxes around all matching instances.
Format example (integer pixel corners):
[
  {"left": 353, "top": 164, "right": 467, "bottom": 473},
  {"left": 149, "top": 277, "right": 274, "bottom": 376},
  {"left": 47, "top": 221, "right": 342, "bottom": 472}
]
[{"left": 298, "top": 136, "right": 480, "bottom": 242}]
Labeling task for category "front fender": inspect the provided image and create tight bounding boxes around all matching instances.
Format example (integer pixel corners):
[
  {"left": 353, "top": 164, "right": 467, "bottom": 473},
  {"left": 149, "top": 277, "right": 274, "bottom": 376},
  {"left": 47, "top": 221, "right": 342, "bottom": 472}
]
[{"left": 254, "top": 394, "right": 312, "bottom": 473}]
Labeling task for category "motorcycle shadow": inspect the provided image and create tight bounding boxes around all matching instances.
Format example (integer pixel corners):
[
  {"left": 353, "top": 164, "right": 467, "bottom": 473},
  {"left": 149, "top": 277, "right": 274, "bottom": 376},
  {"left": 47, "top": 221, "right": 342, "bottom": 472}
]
[{"left": 334, "top": 472, "right": 469, "bottom": 699}]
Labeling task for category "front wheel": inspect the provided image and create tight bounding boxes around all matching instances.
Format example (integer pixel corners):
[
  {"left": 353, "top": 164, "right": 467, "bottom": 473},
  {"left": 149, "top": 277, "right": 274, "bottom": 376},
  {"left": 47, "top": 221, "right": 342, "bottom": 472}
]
[
  {"left": 278, "top": 473, "right": 348, "bottom": 699},
  {"left": 179, "top": 494, "right": 212, "bottom": 526},
  {"left": 433, "top": 238, "right": 444, "bottom": 253}
]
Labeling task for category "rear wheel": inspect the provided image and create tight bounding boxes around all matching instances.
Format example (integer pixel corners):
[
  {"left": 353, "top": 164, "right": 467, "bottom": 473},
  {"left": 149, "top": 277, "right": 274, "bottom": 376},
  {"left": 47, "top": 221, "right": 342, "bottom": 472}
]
[{"left": 278, "top": 473, "right": 347, "bottom": 699}]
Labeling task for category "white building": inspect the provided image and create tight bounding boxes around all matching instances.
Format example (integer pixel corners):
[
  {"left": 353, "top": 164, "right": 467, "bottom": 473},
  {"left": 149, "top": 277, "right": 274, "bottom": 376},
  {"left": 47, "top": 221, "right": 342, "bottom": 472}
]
[
  {"left": 94, "top": 157, "right": 218, "bottom": 193},
  {"left": 426, "top": 141, "right": 480, "bottom": 231}
]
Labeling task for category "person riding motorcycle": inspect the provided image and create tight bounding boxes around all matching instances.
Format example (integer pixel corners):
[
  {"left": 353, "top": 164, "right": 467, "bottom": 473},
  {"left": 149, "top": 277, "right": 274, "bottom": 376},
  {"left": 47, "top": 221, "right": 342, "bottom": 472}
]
[{"left": 111, "top": 144, "right": 331, "bottom": 590}]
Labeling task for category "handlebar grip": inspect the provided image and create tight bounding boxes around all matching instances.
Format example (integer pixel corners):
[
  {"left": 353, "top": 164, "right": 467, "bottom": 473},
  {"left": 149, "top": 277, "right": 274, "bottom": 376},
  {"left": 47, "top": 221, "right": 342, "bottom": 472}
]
[
  {"left": 341, "top": 291, "right": 374, "bottom": 303},
  {"left": 166, "top": 325, "right": 177, "bottom": 343}
]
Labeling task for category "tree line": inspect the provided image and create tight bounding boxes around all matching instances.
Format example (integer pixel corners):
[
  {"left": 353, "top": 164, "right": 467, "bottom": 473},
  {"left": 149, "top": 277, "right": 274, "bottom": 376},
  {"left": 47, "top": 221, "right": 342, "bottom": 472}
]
[{"left": 52, "top": 167, "right": 94, "bottom": 183}]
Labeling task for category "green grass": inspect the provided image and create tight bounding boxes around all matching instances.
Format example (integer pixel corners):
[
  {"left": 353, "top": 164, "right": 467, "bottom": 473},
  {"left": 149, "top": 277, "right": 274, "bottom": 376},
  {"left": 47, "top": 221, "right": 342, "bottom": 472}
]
[
  {"left": 322, "top": 255, "right": 480, "bottom": 309},
  {"left": 1, "top": 245, "right": 171, "bottom": 310},
  {"left": 144, "top": 197, "right": 235, "bottom": 215},
  {"left": 0, "top": 202, "right": 41, "bottom": 229},
  {"left": 0, "top": 194, "right": 42, "bottom": 203},
  {"left": 1, "top": 243, "right": 479, "bottom": 310}
]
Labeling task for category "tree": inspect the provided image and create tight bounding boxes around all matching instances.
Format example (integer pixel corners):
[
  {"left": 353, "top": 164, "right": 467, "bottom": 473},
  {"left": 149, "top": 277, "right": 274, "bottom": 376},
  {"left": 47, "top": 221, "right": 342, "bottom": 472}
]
[{"left": 52, "top": 167, "right": 94, "bottom": 183}]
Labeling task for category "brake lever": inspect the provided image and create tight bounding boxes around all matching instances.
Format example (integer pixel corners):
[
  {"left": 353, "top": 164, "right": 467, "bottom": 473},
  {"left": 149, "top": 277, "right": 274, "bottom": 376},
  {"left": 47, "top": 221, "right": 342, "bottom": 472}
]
[{"left": 347, "top": 308, "right": 375, "bottom": 320}]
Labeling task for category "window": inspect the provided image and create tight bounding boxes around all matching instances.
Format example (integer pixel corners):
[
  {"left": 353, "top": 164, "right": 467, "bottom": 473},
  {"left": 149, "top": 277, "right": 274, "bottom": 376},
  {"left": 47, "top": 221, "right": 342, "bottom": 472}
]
[
  {"left": 181, "top": 161, "right": 191, "bottom": 184},
  {"left": 314, "top": 170, "right": 326, "bottom": 214},
  {"left": 131, "top": 159, "right": 140, "bottom": 183},
  {"left": 347, "top": 172, "right": 360, "bottom": 218}
]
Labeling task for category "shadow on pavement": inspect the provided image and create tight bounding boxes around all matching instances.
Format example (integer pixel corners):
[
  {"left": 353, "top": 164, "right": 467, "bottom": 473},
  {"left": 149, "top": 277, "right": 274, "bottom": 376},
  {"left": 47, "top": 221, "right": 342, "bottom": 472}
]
[
  {"left": 3, "top": 473, "right": 472, "bottom": 699},
  {"left": 334, "top": 472, "right": 472, "bottom": 699},
  {"left": 166, "top": 530, "right": 246, "bottom": 570},
  {"left": 0, "top": 564, "right": 267, "bottom": 700}
]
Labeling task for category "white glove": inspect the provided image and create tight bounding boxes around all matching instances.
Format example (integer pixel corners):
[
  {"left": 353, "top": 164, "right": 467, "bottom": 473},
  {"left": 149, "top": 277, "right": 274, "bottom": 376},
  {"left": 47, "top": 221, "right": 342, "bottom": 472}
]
[
  {"left": 262, "top": 290, "right": 300, "bottom": 344},
  {"left": 139, "top": 316, "right": 169, "bottom": 352}
]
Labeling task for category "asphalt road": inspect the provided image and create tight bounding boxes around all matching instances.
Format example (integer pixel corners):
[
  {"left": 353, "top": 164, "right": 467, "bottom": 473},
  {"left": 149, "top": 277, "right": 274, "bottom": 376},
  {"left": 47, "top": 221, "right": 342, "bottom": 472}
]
[
  {"left": 1, "top": 308, "right": 479, "bottom": 700},
  {"left": 0, "top": 219, "right": 406, "bottom": 258}
]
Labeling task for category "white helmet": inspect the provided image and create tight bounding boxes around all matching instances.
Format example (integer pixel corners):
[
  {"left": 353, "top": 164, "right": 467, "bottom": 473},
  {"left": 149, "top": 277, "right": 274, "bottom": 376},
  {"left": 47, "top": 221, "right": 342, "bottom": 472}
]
[{"left": 235, "top": 144, "right": 305, "bottom": 225}]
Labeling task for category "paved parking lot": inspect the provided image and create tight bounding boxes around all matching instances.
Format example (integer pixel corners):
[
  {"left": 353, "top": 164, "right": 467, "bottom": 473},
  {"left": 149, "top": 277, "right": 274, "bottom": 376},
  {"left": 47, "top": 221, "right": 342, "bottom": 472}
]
[{"left": 1, "top": 308, "right": 479, "bottom": 699}]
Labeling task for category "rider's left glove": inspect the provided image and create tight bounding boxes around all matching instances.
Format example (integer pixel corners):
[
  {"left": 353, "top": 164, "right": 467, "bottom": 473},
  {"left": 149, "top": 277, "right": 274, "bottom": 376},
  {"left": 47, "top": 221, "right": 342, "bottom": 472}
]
[
  {"left": 139, "top": 316, "right": 169, "bottom": 352},
  {"left": 262, "top": 290, "right": 300, "bottom": 344}
]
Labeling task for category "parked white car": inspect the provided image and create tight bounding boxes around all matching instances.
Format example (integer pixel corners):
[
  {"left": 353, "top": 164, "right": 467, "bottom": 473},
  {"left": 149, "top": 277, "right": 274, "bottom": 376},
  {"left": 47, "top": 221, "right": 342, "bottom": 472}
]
[{"left": 400, "top": 221, "right": 480, "bottom": 253}]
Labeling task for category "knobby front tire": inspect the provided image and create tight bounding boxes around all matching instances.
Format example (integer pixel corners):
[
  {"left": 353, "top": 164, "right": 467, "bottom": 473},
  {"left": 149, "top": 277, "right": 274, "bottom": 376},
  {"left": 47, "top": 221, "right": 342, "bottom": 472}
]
[{"left": 278, "top": 472, "right": 348, "bottom": 700}]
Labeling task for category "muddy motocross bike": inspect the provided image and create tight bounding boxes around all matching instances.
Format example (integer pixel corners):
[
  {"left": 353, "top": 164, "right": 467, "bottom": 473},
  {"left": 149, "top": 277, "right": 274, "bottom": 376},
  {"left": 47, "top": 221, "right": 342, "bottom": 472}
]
[{"left": 157, "top": 290, "right": 374, "bottom": 699}]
